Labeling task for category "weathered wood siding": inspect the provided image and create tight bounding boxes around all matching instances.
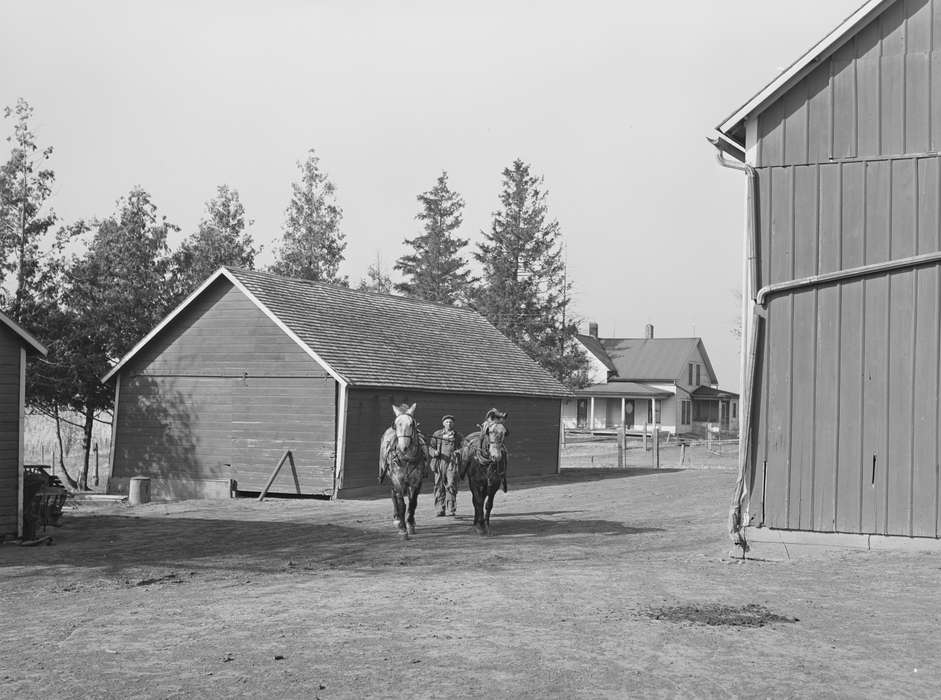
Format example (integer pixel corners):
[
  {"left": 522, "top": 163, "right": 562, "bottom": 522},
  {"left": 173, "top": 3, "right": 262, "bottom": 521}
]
[
  {"left": 342, "top": 389, "right": 561, "bottom": 493},
  {"left": 0, "top": 328, "right": 22, "bottom": 534},
  {"left": 751, "top": 157, "right": 941, "bottom": 536},
  {"left": 758, "top": 0, "right": 941, "bottom": 167},
  {"left": 747, "top": 0, "right": 941, "bottom": 538},
  {"left": 113, "top": 279, "right": 336, "bottom": 496}
]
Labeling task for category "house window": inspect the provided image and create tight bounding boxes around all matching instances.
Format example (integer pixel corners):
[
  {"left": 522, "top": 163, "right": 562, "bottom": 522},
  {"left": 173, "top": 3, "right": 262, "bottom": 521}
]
[
  {"left": 681, "top": 400, "right": 691, "bottom": 424},
  {"left": 732, "top": 402, "right": 737, "bottom": 419},
  {"left": 688, "top": 363, "right": 693, "bottom": 385},
  {"left": 647, "top": 399, "right": 662, "bottom": 425},
  {"left": 695, "top": 364, "right": 701, "bottom": 385}
]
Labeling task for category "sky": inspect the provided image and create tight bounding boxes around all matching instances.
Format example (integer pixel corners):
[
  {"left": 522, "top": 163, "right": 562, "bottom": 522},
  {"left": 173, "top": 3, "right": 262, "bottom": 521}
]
[{"left": 0, "top": 0, "right": 865, "bottom": 391}]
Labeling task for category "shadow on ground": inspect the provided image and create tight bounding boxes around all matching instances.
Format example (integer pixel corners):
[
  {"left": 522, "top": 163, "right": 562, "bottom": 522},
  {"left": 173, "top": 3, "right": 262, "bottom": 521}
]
[
  {"left": 1, "top": 508, "right": 662, "bottom": 578},
  {"left": 348, "top": 467, "right": 679, "bottom": 501}
]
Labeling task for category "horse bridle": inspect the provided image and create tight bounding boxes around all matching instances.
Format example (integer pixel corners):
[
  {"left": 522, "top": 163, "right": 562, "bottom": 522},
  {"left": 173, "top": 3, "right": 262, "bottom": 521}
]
[{"left": 475, "top": 423, "right": 506, "bottom": 466}]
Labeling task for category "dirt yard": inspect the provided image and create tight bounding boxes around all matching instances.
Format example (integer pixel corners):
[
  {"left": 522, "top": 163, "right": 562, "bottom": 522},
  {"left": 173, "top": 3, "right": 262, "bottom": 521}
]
[{"left": 2, "top": 465, "right": 940, "bottom": 699}]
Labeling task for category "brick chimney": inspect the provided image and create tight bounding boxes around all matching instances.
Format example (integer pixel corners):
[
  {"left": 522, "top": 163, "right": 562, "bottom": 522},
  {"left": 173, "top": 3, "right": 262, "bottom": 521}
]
[
  {"left": 645, "top": 323, "right": 654, "bottom": 339},
  {"left": 588, "top": 322, "right": 598, "bottom": 338}
]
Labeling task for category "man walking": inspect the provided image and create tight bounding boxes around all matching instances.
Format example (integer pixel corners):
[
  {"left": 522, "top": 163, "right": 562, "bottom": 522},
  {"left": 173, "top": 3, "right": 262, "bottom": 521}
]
[{"left": 429, "top": 414, "right": 463, "bottom": 517}]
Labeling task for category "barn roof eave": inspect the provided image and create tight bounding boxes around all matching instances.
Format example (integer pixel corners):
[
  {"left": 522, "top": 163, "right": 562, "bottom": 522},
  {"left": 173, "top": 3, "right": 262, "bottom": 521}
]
[
  {"left": 716, "top": 0, "right": 894, "bottom": 139},
  {"left": 99, "top": 267, "right": 348, "bottom": 385},
  {"left": 347, "top": 381, "right": 573, "bottom": 400},
  {"left": 0, "top": 310, "right": 47, "bottom": 356}
]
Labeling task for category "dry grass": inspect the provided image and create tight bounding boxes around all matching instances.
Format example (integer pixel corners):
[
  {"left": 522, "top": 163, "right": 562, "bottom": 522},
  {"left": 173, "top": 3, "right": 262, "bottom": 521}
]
[{"left": 23, "top": 410, "right": 112, "bottom": 488}]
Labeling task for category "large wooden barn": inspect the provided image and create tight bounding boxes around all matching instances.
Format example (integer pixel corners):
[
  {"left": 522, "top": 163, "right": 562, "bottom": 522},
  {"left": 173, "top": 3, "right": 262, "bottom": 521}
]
[
  {"left": 714, "top": 0, "right": 941, "bottom": 544},
  {"left": 102, "top": 267, "right": 571, "bottom": 499},
  {"left": 0, "top": 311, "right": 47, "bottom": 539}
]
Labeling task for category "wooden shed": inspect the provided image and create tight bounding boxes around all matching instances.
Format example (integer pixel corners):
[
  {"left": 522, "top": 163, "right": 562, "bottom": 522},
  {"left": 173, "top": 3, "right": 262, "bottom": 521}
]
[
  {"left": 714, "top": 0, "right": 941, "bottom": 543},
  {"left": 102, "top": 267, "right": 571, "bottom": 499},
  {"left": 0, "top": 311, "right": 47, "bottom": 539}
]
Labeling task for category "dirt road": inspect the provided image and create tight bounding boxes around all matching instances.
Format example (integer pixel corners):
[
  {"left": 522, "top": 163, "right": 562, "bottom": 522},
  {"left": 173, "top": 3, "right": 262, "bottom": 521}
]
[{"left": 2, "top": 467, "right": 939, "bottom": 698}]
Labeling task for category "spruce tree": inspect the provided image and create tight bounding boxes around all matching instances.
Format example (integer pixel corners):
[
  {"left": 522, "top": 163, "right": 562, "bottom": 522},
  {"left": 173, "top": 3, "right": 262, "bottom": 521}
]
[
  {"left": 394, "top": 171, "right": 472, "bottom": 304},
  {"left": 271, "top": 149, "right": 347, "bottom": 284},
  {"left": 172, "top": 185, "right": 258, "bottom": 298},
  {"left": 474, "top": 159, "right": 586, "bottom": 386}
]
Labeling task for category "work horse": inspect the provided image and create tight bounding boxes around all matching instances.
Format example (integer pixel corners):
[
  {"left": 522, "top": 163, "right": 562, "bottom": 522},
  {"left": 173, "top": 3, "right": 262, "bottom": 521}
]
[
  {"left": 458, "top": 409, "right": 509, "bottom": 536},
  {"left": 378, "top": 402, "right": 428, "bottom": 538}
]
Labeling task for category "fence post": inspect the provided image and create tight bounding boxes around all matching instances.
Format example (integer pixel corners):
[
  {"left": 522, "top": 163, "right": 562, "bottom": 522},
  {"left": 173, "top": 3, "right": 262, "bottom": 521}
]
[
  {"left": 653, "top": 424, "right": 660, "bottom": 470},
  {"left": 680, "top": 442, "right": 687, "bottom": 466},
  {"left": 617, "top": 424, "right": 625, "bottom": 467}
]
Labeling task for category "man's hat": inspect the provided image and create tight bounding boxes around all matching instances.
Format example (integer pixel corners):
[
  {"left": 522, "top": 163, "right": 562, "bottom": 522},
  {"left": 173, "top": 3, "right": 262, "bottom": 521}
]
[{"left": 442, "top": 414, "right": 455, "bottom": 422}]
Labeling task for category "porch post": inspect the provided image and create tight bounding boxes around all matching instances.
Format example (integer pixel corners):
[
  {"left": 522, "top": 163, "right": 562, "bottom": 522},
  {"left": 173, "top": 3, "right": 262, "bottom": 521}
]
[
  {"left": 620, "top": 397, "right": 626, "bottom": 427},
  {"left": 589, "top": 397, "right": 595, "bottom": 430}
]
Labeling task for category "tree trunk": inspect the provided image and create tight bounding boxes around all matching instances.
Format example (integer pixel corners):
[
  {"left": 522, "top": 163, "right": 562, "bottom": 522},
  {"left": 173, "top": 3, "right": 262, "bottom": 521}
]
[
  {"left": 53, "top": 405, "right": 78, "bottom": 489},
  {"left": 80, "top": 406, "right": 94, "bottom": 491}
]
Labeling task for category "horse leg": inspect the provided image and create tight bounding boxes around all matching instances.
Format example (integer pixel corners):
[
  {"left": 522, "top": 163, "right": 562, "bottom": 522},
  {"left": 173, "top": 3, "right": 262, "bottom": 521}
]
[
  {"left": 406, "top": 486, "right": 419, "bottom": 536},
  {"left": 471, "top": 480, "right": 486, "bottom": 536},
  {"left": 391, "top": 490, "right": 407, "bottom": 535},
  {"left": 483, "top": 485, "right": 497, "bottom": 536}
]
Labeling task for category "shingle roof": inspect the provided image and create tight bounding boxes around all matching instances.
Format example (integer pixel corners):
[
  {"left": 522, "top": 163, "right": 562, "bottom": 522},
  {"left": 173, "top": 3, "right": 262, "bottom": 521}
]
[
  {"left": 577, "top": 336, "right": 717, "bottom": 384},
  {"left": 691, "top": 386, "right": 739, "bottom": 399},
  {"left": 575, "top": 382, "right": 671, "bottom": 397},
  {"left": 104, "top": 267, "right": 570, "bottom": 398},
  {"left": 575, "top": 334, "right": 616, "bottom": 372}
]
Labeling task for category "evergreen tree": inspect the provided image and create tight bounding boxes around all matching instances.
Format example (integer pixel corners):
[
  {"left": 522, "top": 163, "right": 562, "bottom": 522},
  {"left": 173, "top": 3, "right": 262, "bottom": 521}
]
[
  {"left": 473, "top": 159, "right": 586, "bottom": 386},
  {"left": 172, "top": 185, "right": 258, "bottom": 298},
  {"left": 0, "top": 98, "right": 56, "bottom": 317},
  {"left": 394, "top": 171, "right": 472, "bottom": 304},
  {"left": 271, "top": 149, "right": 347, "bottom": 284}
]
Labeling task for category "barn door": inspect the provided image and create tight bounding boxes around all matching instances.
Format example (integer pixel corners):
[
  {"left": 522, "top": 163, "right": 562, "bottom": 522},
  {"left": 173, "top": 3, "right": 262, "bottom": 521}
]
[{"left": 229, "top": 375, "right": 336, "bottom": 495}]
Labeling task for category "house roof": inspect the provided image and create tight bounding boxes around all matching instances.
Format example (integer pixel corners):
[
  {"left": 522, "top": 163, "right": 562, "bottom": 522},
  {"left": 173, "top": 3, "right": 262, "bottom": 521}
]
[
  {"left": 103, "top": 267, "right": 571, "bottom": 398},
  {"left": 575, "top": 333, "right": 617, "bottom": 372},
  {"left": 715, "top": 0, "right": 892, "bottom": 148},
  {"left": 0, "top": 310, "right": 47, "bottom": 356},
  {"left": 576, "top": 335, "right": 718, "bottom": 385},
  {"left": 691, "top": 386, "right": 739, "bottom": 400},
  {"left": 574, "top": 382, "right": 671, "bottom": 398}
]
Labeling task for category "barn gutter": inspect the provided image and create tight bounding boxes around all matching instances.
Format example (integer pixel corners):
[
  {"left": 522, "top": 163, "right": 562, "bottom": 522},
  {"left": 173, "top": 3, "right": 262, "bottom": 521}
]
[
  {"left": 712, "top": 143, "right": 760, "bottom": 552},
  {"left": 755, "top": 251, "right": 941, "bottom": 306}
]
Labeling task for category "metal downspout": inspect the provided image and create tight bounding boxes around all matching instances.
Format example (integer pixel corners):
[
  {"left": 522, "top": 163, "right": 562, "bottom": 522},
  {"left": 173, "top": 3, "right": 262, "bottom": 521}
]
[{"left": 714, "top": 150, "right": 760, "bottom": 552}]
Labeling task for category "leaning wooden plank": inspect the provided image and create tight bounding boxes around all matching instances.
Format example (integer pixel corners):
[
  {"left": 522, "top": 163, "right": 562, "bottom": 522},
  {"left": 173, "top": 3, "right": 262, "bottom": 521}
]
[{"left": 257, "top": 450, "right": 293, "bottom": 502}]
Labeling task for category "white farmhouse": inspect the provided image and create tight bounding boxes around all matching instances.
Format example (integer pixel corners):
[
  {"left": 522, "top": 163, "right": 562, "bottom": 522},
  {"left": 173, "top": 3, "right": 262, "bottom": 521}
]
[{"left": 564, "top": 323, "right": 738, "bottom": 437}]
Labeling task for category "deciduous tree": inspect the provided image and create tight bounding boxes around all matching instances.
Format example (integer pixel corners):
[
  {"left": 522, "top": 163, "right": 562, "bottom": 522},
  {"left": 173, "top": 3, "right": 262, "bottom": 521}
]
[
  {"left": 0, "top": 98, "right": 56, "bottom": 316},
  {"left": 357, "top": 253, "right": 394, "bottom": 294},
  {"left": 28, "top": 189, "right": 178, "bottom": 489}
]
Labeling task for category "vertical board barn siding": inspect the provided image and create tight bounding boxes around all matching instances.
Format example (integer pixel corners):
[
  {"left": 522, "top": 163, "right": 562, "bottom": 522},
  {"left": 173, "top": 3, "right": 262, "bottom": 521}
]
[
  {"left": 0, "top": 328, "right": 22, "bottom": 534},
  {"left": 749, "top": 1, "right": 941, "bottom": 537},
  {"left": 342, "top": 389, "right": 560, "bottom": 492},
  {"left": 758, "top": 0, "right": 941, "bottom": 167},
  {"left": 113, "top": 279, "right": 336, "bottom": 495},
  {"left": 752, "top": 157, "right": 941, "bottom": 536}
]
